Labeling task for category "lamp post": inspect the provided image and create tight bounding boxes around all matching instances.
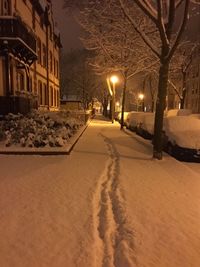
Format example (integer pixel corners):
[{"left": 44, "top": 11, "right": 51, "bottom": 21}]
[
  {"left": 110, "top": 75, "right": 119, "bottom": 123},
  {"left": 138, "top": 93, "right": 144, "bottom": 111}
]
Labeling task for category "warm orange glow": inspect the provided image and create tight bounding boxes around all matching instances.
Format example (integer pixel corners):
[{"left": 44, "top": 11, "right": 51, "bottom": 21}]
[
  {"left": 110, "top": 75, "right": 119, "bottom": 84},
  {"left": 138, "top": 93, "right": 144, "bottom": 100}
]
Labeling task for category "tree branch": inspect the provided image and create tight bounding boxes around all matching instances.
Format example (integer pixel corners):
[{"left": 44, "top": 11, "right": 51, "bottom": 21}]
[
  {"left": 119, "top": 0, "right": 161, "bottom": 58},
  {"left": 168, "top": 0, "right": 190, "bottom": 60}
]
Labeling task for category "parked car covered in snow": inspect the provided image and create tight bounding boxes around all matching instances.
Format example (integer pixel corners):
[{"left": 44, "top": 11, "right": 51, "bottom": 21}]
[
  {"left": 163, "top": 116, "right": 200, "bottom": 162},
  {"left": 166, "top": 109, "right": 192, "bottom": 117},
  {"left": 126, "top": 112, "right": 155, "bottom": 139},
  {"left": 126, "top": 112, "right": 144, "bottom": 131},
  {"left": 136, "top": 113, "right": 155, "bottom": 139}
]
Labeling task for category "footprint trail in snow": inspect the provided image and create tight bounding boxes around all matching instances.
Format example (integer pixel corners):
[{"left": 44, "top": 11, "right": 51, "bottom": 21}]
[{"left": 93, "top": 134, "right": 136, "bottom": 267}]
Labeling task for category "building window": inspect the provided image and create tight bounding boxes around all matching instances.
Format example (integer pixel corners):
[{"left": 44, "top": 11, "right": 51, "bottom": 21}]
[
  {"left": 54, "top": 58, "right": 56, "bottom": 75},
  {"left": 42, "top": 44, "right": 47, "bottom": 68},
  {"left": 50, "top": 51, "right": 53, "bottom": 73},
  {"left": 50, "top": 86, "right": 54, "bottom": 106},
  {"left": 44, "top": 83, "right": 48, "bottom": 105},
  {"left": 28, "top": 76, "right": 33, "bottom": 92},
  {"left": 54, "top": 90, "right": 57, "bottom": 107},
  {"left": 1, "top": 0, "right": 10, "bottom": 15},
  {"left": 57, "top": 90, "right": 59, "bottom": 107},
  {"left": 56, "top": 60, "right": 59, "bottom": 78},
  {"left": 38, "top": 81, "right": 43, "bottom": 105},
  {"left": 17, "top": 72, "right": 25, "bottom": 91},
  {"left": 37, "top": 38, "right": 42, "bottom": 65}
]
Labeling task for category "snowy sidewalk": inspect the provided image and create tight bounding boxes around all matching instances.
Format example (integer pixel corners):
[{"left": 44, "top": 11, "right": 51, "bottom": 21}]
[{"left": 0, "top": 115, "right": 200, "bottom": 267}]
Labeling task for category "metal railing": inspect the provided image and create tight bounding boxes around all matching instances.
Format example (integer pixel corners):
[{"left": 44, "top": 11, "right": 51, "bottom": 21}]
[{"left": 0, "top": 17, "right": 36, "bottom": 52}]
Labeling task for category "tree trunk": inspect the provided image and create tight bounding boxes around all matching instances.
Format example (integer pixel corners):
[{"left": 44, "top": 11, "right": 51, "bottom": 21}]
[
  {"left": 151, "top": 100, "right": 154, "bottom": 112},
  {"left": 111, "top": 93, "right": 115, "bottom": 123},
  {"left": 120, "top": 72, "right": 127, "bottom": 129},
  {"left": 103, "top": 97, "right": 108, "bottom": 117},
  {"left": 180, "top": 71, "right": 186, "bottom": 109},
  {"left": 153, "top": 60, "right": 169, "bottom": 160}
]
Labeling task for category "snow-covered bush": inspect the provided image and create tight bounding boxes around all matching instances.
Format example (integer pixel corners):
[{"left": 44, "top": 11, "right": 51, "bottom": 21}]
[{"left": 0, "top": 111, "right": 83, "bottom": 148}]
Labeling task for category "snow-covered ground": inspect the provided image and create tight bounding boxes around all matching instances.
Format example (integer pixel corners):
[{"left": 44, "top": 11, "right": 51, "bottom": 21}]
[{"left": 0, "top": 115, "right": 200, "bottom": 267}]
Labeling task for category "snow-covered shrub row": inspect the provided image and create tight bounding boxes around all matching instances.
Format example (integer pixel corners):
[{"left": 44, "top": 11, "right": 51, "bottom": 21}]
[{"left": 0, "top": 111, "right": 83, "bottom": 148}]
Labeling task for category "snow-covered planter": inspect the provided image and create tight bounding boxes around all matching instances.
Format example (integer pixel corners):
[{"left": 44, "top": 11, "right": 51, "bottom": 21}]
[{"left": 0, "top": 111, "right": 83, "bottom": 148}]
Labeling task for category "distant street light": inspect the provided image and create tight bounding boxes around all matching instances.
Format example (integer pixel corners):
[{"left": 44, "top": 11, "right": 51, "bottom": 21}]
[
  {"left": 138, "top": 93, "right": 144, "bottom": 101},
  {"left": 138, "top": 93, "right": 145, "bottom": 111},
  {"left": 110, "top": 75, "right": 119, "bottom": 85},
  {"left": 110, "top": 75, "right": 119, "bottom": 123}
]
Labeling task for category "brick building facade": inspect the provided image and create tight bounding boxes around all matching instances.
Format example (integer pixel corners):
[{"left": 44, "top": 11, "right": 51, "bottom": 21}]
[{"left": 0, "top": 0, "right": 61, "bottom": 115}]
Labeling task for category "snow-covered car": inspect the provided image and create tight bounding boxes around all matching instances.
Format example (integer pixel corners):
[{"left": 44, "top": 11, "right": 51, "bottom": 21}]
[
  {"left": 166, "top": 108, "right": 192, "bottom": 117},
  {"left": 126, "top": 112, "right": 155, "bottom": 139},
  {"left": 189, "top": 113, "right": 200, "bottom": 119},
  {"left": 163, "top": 116, "right": 200, "bottom": 162},
  {"left": 136, "top": 113, "right": 155, "bottom": 139},
  {"left": 126, "top": 112, "right": 144, "bottom": 131}
]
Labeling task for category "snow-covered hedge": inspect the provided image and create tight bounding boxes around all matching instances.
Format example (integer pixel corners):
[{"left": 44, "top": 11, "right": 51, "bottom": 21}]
[{"left": 0, "top": 111, "right": 83, "bottom": 148}]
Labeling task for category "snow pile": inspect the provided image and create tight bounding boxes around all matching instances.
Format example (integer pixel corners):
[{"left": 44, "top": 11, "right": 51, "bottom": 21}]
[
  {"left": 0, "top": 111, "right": 83, "bottom": 148},
  {"left": 163, "top": 116, "right": 200, "bottom": 148}
]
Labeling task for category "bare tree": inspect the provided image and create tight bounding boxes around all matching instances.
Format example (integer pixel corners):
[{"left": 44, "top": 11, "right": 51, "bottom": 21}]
[
  {"left": 65, "top": 0, "right": 158, "bottom": 127},
  {"left": 61, "top": 49, "right": 103, "bottom": 109},
  {"left": 119, "top": 0, "right": 190, "bottom": 159},
  {"left": 169, "top": 41, "right": 200, "bottom": 108}
]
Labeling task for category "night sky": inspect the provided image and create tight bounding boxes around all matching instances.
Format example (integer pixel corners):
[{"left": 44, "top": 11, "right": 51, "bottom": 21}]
[
  {"left": 51, "top": 0, "right": 83, "bottom": 52},
  {"left": 51, "top": 0, "right": 199, "bottom": 53}
]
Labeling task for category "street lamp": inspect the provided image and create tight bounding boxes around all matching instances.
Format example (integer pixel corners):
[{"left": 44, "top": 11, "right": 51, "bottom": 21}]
[
  {"left": 110, "top": 75, "right": 119, "bottom": 123},
  {"left": 138, "top": 93, "right": 144, "bottom": 111},
  {"left": 138, "top": 93, "right": 144, "bottom": 101}
]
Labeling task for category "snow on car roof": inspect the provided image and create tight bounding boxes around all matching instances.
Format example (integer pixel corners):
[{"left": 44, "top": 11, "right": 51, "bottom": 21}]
[
  {"left": 164, "top": 116, "right": 200, "bottom": 132},
  {"left": 166, "top": 109, "right": 192, "bottom": 117}
]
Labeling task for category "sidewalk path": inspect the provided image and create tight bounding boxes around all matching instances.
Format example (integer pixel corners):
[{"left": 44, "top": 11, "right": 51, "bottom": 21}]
[{"left": 0, "top": 115, "right": 200, "bottom": 267}]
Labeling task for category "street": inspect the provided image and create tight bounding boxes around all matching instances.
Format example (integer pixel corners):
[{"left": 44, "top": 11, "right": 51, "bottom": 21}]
[{"left": 0, "top": 116, "right": 200, "bottom": 267}]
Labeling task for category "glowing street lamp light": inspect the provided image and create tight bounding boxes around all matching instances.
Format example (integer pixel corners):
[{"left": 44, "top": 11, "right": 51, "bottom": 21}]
[
  {"left": 138, "top": 93, "right": 145, "bottom": 111},
  {"left": 138, "top": 93, "right": 144, "bottom": 100},
  {"left": 110, "top": 75, "right": 119, "bottom": 123},
  {"left": 110, "top": 75, "right": 119, "bottom": 85}
]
